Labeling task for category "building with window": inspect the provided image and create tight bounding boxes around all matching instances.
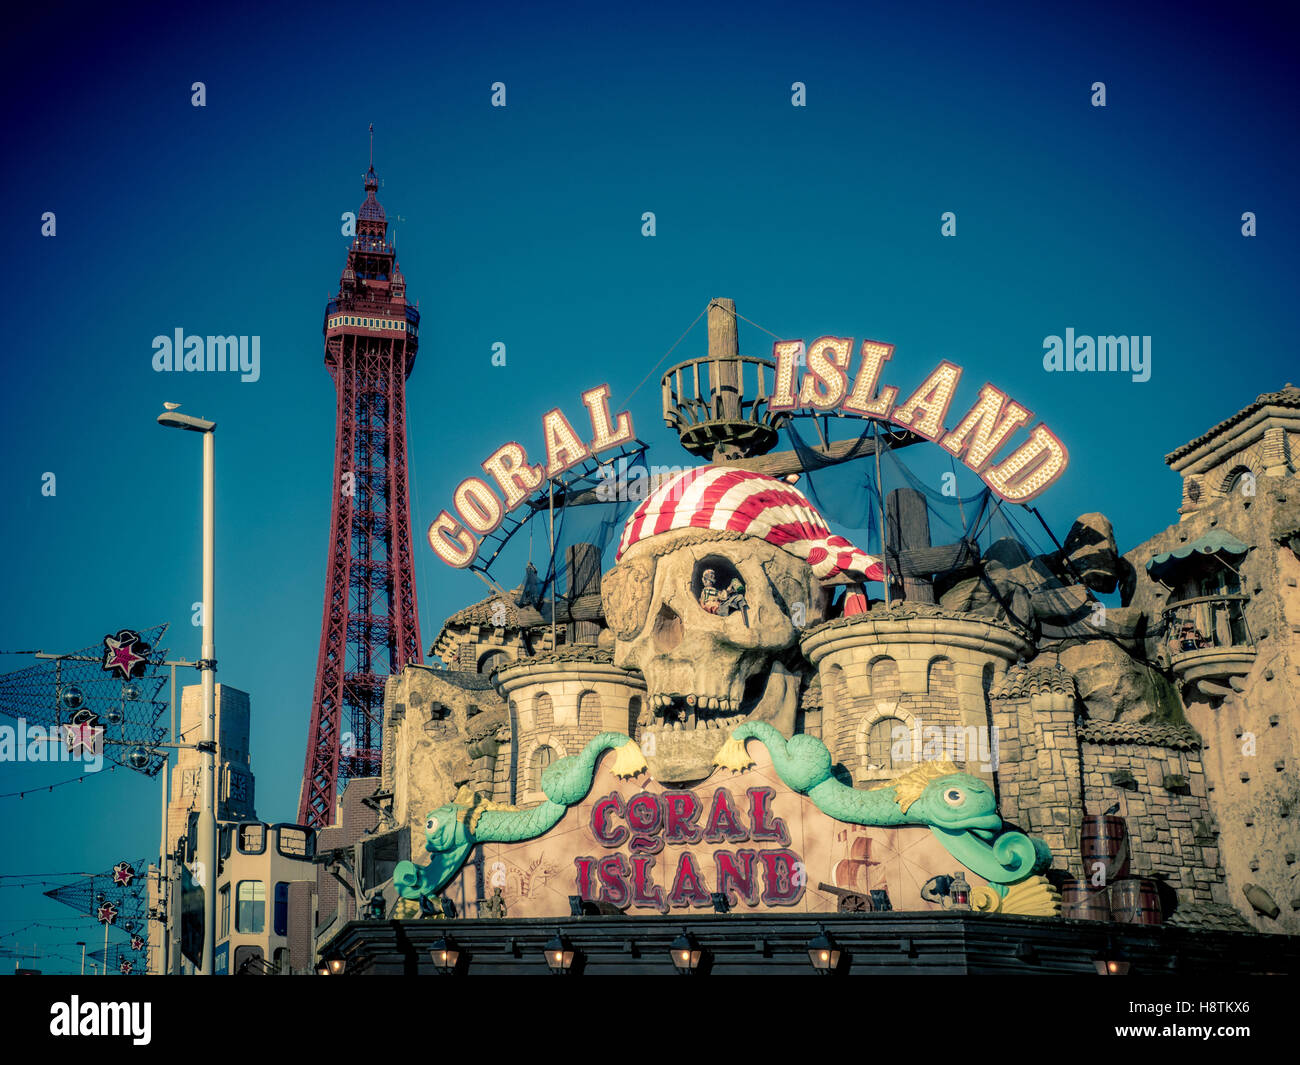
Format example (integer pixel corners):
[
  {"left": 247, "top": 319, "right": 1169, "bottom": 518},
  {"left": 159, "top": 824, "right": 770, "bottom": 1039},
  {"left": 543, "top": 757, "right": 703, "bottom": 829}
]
[
  {"left": 321, "top": 376, "right": 1299, "bottom": 974},
  {"left": 1125, "top": 383, "right": 1300, "bottom": 936},
  {"left": 211, "top": 822, "right": 316, "bottom": 975}
]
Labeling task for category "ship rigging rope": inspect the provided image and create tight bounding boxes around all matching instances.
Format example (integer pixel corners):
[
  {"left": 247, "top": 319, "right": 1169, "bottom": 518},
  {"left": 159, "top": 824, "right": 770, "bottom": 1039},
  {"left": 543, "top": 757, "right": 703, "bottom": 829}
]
[
  {"left": 617, "top": 303, "right": 709, "bottom": 408},
  {"left": 618, "top": 301, "right": 791, "bottom": 410}
]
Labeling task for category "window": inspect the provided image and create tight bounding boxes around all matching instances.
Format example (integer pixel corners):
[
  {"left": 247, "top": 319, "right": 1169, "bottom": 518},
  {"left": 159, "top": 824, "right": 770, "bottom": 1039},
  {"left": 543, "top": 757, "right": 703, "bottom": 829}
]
[
  {"left": 219, "top": 885, "right": 231, "bottom": 939},
  {"left": 530, "top": 746, "right": 554, "bottom": 791},
  {"left": 274, "top": 882, "right": 290, "bottom": 937},
  {"left": 869, "top": 657, "right": 900, "bottom": 701},
  {"left": 867, "top": 717, "right": 909, "bottom": 771},
  {"left": 927, "top": 657, "right": 955, "bottom": 695},
  {"left": 236, "top": 880, "right": 266, "bottom": 934},
  {"left": 1224, "top": 466, "right": 1254, "bottom": 497},
  {"left": 237, "top": 823, "right": 266, "bottom": 854},
  {"left": 577, "top": 690, "right": 602, "bottom": 728},
  {"left": 478, "top": 650, "right": 508, "bottom": 676}
]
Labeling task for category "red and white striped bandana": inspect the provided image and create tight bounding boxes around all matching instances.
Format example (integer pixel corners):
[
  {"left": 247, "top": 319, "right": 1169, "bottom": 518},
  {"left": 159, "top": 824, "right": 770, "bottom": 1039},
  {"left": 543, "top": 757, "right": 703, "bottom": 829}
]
[{"left": 616, "top": 466, "right": 883, "bottom": 582}]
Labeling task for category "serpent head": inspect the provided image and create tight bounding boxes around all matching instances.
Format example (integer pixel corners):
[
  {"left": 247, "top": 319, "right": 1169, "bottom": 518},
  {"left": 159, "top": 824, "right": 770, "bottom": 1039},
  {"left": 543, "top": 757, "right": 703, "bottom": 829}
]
[
  {"left": 422, "top": 804, "right": 471, "bottom": 853},
  {"left": 908, "top": 772, "right": 1001, "bottom": 832}
]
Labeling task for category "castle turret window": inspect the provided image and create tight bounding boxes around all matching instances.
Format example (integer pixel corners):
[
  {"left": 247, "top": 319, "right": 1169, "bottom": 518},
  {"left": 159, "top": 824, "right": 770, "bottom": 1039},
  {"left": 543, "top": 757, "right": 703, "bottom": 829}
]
[
  {"left": 867, "top": 717, "right": 910, "bottom": 771},
  {"left": 530, "top": 745, "right": 554, "bottom": 790}
]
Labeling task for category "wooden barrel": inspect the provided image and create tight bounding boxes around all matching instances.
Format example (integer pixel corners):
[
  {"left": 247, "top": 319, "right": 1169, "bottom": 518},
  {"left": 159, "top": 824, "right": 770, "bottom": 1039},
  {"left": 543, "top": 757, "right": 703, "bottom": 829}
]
[
  {"left": 1060, "top": 877, "right": 1111, "bottom": 921},
  {"left": 1110, "top": 877, "right": 1162, "bottom": 925},
  {"left": 1080, "top": 815, "right": 1130, "bottom": 883}
]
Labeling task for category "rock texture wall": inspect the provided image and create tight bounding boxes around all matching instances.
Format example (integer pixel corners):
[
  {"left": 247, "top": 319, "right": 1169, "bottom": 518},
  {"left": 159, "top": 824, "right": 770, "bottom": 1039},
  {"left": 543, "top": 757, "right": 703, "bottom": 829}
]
[
  {"left": 989, "top": 665, "right": 1083, "bottom": 874},
  {"left": 1126, "top": 476, "right": 1300, "bottom": 933},
  {"left": 1078, "top": 725, "right": 1224, "bottom": 905},
  {"left": 497, "top": 649, "right": 645, "bottom": 803},
  {"left": 384, "top": 665, "right": 507, "bottom": 860}
]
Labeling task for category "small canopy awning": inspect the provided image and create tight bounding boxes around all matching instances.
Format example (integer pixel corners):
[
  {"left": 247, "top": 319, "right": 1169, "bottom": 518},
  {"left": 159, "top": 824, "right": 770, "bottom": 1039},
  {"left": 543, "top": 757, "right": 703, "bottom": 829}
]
[{"left": 1146, "top": 529, "right": 1250, "bottom": 581}]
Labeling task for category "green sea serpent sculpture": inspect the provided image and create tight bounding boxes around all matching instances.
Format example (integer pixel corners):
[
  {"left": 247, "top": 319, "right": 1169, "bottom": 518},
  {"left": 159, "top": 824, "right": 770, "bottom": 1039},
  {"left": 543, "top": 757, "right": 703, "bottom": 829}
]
[{"left": 393, "top": 723, "right": 1050, "bottom": 906}]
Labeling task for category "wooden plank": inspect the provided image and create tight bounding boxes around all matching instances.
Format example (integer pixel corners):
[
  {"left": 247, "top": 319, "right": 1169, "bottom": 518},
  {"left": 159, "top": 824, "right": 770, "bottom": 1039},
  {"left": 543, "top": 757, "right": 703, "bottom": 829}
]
[
  {"left": 887, "top": 488, "right": 935, "bottom": 603},
  {"left": 719, "top": 430, "right": 921, "bottom": 478},
  {"left": 887, "top": 541, "right": 980, "bottom": 578},
  {"left": 708, "top": 298, "right": 741, "bottom": 421}
]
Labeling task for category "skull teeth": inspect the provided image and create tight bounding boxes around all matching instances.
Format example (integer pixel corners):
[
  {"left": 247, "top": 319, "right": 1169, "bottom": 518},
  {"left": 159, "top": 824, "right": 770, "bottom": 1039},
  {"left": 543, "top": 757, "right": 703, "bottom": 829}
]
[{"left": 646, "top": 690, "right": 746, "bottom": 731}]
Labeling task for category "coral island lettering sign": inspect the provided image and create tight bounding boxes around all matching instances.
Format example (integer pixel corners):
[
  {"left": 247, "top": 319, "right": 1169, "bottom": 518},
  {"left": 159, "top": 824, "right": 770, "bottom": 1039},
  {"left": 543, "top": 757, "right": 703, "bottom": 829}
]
[
  {"left": 426, "top": 338, "right": 1069, "bottom": 570},
  {"left": 577, "top": 785, "right": 805, "bottom": 911},
  {"left": 427, "top": 383, "right": 634, "bottom": 569},
  {"left": 423, "top": 735, "right": 1030, "bottom": 919},
  {"left": 769, "top": 338, "right": 1068, "bottom": 503}
]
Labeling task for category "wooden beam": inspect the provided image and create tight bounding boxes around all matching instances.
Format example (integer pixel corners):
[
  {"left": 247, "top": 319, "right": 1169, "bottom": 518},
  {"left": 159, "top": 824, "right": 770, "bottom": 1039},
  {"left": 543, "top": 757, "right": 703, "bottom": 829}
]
[
  {"left": 708, "top": 298, "right": 741, "bottom": 422},
  {"left": 530, "top": 426, "right": 923, "bottom": 509},
  {"left": 717, "top": 429, "right": 921, "bottom": 478},
  {"left": 887, "top": 488, "right": 935, "bottom": 603}
]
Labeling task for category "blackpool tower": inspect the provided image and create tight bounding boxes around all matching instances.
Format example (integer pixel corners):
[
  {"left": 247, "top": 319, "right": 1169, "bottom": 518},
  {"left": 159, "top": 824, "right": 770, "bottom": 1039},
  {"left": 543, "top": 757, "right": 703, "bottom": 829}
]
[{"left": 299, "top": 143, "right": 423, "bottom": 827}]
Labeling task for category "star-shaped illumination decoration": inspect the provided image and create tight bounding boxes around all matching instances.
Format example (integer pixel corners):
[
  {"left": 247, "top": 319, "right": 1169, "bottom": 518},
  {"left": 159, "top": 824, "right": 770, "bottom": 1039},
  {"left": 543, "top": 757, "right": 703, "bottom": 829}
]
[
  {"left": 112, "top": 862, "right": 136, "bottom": 887},
  {"left": 64, "top": 708, "right": 101, "bottom": 756},
  {"left": 130, "top": 934, "right": 145, "bottom": 952},
  {"left": 96, "top": 901, "right": 119, "bottom": 925},
  {"left": 119, "top": 959, "right": 134, "bottom": 975},
  {"left": 101, "top": 629, "right": 150, "bottom": 681}
]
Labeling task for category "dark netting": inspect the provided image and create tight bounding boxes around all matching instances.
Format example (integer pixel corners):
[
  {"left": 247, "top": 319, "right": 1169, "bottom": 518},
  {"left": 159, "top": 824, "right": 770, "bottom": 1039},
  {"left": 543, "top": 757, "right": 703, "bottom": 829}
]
[
  {"left": 537, "top": 452, "right": 650, "bottom": 605},
  {"left": 785, "top": 421, "right": 1078, "bottom": 632},
  {"left": 514, "top": 423, "right": 1103, "bottom": 642},
  {"left": 788, "top": 422, "right": 1052, "bottom": 562}
]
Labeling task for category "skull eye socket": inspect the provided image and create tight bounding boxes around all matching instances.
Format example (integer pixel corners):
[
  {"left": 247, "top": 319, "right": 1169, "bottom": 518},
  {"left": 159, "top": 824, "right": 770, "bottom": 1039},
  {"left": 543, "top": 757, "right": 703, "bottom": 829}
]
[
  {"left": 690, "top": 555, "right": 746, "bottom": 616},
  {"left": 652, "top": 603, "right": 683, "bottom": 653}
]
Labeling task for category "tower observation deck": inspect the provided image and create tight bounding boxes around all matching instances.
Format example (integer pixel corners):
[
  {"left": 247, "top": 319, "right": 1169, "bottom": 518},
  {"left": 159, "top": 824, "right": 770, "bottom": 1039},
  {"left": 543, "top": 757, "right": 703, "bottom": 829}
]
[{"left": 299, "top": 148, "right": 423, "bottom": 827}]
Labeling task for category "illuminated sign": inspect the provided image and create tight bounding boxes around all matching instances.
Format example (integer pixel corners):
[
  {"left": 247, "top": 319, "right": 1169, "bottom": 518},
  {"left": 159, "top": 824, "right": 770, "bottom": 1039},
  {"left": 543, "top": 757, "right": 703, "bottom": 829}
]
[
  {"left": 441, "top": 745, "right": 992, "bottom": 918},
  {"left": 427, "top": 338, "right": 1070, "bottom": 570},
  {"left": 427, "top": 383, "right": 634, "bottom": 568},
  {"left": 769, "top": 338, "right": 1068, "bottom": 504}
]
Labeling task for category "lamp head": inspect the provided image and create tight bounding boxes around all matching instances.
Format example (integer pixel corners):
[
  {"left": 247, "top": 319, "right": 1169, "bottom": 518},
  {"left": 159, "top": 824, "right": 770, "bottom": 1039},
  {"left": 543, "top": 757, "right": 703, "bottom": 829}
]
[{"left": 157, "top": 407, "right": 216, "bottom": 433}]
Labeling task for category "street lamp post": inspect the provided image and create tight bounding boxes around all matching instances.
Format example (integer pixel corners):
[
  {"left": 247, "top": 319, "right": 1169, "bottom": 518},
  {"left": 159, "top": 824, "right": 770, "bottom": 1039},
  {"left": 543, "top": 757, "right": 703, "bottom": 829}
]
[
  {"left": 76, "top": 941, "right": 86, "bottom": 976},
  {"left": 157, "top": 405, "right": 218, "bottom": 976}
]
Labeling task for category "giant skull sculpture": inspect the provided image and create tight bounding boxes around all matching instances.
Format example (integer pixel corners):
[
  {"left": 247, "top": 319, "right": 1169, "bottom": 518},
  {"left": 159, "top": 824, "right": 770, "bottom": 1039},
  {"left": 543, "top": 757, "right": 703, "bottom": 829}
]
[{"left": 602, "top": 467, "right": 881, "bottom": 781}]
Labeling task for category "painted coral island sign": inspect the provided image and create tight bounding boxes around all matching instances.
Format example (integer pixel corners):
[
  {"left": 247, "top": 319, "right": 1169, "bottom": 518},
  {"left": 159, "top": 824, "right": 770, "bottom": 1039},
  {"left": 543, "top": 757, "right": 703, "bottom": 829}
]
[
  {"left": 395, "top": 727, "right": 1059, "bottom": 919},
  {"left": 426, "top": 339, "right": 1068, "bottom": 570}
]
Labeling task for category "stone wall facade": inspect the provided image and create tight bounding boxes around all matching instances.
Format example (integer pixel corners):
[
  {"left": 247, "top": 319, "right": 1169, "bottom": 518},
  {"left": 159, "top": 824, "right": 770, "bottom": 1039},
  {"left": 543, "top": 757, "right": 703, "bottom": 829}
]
[
  {"left": 497, "top": 650, "right": 645, "bottom": 805},
  {"left": 1078, "top": 732, "right": 1224, "bottom": 905},
  {"left": 802, "top": 605, "right": 1030, "bottom": 788},
  {"left": 989, "top": 665, "right": 1084, "bottom": 873},
  {"left": 1126, "top": 419, "right": 1300, "bottom": 934}
]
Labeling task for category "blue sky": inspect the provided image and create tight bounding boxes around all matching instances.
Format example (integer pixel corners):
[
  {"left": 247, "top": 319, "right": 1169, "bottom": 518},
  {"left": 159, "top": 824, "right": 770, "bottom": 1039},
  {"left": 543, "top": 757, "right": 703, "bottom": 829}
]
[{"left": 0, "top": 0, "right": 1295, "bottom": 970}]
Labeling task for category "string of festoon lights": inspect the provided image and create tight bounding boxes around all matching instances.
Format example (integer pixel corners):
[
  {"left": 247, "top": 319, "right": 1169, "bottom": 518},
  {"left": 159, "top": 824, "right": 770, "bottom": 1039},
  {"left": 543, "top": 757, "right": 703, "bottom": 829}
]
[{"left": 0, "top": 764, "right": 122, "bottom": 800}]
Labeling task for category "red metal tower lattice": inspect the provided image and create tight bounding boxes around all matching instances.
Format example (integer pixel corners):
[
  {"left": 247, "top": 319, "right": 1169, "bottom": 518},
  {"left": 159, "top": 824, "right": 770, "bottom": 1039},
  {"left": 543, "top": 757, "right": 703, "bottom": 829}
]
[{"left": 299, "top": 152, "right": 423, "bottom": 827}]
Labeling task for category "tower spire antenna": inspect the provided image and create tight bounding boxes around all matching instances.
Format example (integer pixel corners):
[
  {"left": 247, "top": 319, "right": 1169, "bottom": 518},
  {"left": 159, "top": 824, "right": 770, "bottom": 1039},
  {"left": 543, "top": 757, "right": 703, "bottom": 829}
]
[
  {"left": 301, "top": 150, "right": 421, "bottom": 828},
  {"left": 369, "top": 123, "right": 374, "bottom": 169}
]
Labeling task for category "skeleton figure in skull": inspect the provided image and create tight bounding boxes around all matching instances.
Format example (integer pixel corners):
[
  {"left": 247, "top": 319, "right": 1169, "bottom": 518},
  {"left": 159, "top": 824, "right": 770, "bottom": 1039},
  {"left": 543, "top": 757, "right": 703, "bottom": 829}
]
[
  {"left": 602, "top": 467, "right": 882, "bottom": 781},
  {"left": 699, "top": 567, "right": 748, "bottom": 624}
]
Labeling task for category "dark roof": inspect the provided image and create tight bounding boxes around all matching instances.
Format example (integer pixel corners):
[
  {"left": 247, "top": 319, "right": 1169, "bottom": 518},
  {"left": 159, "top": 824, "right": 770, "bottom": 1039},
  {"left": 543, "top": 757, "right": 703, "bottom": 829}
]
[
  {"left": 1165, "top": 384, "right": 1300, "bottom": 464},
  {"left": 501, "top": 646, "right": 615, "bottom": 668},
  {"left": 409, "top": 665, "right": 498, "bottom": 691},
  {"left": 1078, "top": 720, "right": 1201, "bottom": 750},
  {"left": 991, "top": 663, "right": 1076, "bottom": 700},
  {"left": 441, "top": 593, "right": 539, "bottom": 630},
  {"left": 1146, "top": 529, "right": 1250, "bottom": 580},
  {"left": 805, "top": 601, "right": 1032, "bottom": 638}
]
